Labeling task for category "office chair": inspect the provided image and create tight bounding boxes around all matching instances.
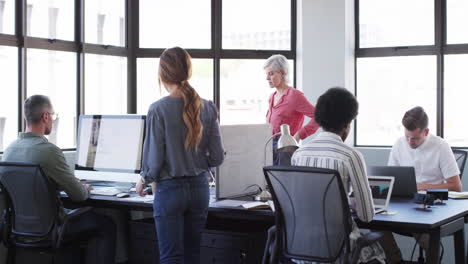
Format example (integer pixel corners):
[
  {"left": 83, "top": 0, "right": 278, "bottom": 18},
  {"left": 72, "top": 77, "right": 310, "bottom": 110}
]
[
  {"left": 452, "top": 148, "right": 467, "bottom": 179},
  {"left": 262, "top": 166, "right": 383, "bottom": 264},
  {"left": 0, "top": 161, "right": 92, "bottom": 264}
]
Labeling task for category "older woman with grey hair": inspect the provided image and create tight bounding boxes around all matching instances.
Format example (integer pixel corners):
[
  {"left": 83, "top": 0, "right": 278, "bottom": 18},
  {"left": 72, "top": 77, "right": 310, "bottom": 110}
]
[{"left": 264, "top": 54, "right": 319, "bottom": 165}]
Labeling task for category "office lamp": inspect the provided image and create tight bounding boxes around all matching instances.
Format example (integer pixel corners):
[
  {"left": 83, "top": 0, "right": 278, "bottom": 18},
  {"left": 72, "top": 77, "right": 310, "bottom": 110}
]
[{"left": 258, "top": 124, "right": 299, "bottom": 201}]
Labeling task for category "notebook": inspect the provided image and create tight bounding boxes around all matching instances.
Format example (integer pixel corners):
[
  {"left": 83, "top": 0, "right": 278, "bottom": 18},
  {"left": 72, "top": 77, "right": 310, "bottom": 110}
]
[{"left": 368, "top": 176, "right": 395, "bottom": 214}]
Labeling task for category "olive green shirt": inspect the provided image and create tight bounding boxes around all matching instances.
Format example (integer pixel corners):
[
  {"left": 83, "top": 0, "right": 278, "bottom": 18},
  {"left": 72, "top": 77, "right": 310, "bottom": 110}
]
[{"left": 1, "top": 132, "right": 89, "bottom": 201}]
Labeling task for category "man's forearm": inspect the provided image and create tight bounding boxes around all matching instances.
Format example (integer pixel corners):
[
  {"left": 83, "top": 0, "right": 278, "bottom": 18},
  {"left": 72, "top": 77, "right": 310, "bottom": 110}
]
[{"left": 417, "top": 182, "right": 461, "bottom": 192}]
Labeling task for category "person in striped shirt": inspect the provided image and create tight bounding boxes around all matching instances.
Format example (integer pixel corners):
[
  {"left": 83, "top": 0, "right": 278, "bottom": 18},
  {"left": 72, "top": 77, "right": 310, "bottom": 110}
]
[{"left": 291, "top": 87, "right": 385, "bottom": 263}]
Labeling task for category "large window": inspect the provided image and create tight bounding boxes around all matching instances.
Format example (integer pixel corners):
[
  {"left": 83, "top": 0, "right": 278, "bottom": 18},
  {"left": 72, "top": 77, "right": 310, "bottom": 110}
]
[
  {"left": 222, "top": 0, "right": 291, "bottom": 50},
  {"left": 139, "top": 0, "right": 211, "bottom": 49},
  {"left": 0, "top": 0, "right": 15, "bottom": 35},
  {"left": 356, "top": 0, "right": 468, "bottom": 147},
  {"left": 27, "top": 0, "right": 74, "bottom": 40},
  {"left": 137, "top": 58, "right": 213, "bottom": 114},
  {"left": 85, "top": 54, "right": 127, "bottom": 114},
  {"left": 0, "top": 46, "right": 17, "bottom": 151},
  {"left": 0, "top": 0, "right": 296, "bottom": 152},
  {"left": 27, "top": 49, "right": 76, "bottom": 148}
]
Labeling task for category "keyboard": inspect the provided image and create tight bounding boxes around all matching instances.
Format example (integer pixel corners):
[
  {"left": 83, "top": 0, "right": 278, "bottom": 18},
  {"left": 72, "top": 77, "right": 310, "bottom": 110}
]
[{"left": 90, "top": 186, "right": 124, "bottom": 196}]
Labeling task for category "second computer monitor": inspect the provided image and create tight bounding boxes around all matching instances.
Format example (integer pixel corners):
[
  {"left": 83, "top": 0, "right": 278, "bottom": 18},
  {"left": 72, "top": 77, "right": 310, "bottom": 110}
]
[
  {"left": 75, "top": 115, "right": 145, "bottom": 182},
  {"left": 367, "top": 166, "right": 417, "bottom": 198}
]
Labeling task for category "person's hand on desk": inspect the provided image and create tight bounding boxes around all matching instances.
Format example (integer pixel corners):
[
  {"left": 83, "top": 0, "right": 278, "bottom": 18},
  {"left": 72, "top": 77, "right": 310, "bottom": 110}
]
[
  {"left": 85, "top": 184, "right": 93, "bottom": 191},
  {"left": 136, "top": 176, "right": 147, "bottom": 196},
  {"left": 417, "top": 183, "right": 430, "bottom": 191}
]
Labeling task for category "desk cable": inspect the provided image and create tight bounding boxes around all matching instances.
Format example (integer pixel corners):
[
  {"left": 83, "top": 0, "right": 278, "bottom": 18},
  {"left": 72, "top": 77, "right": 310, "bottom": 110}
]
[{"left": 410, "top": 237, "right": 444, "bottom": 264}]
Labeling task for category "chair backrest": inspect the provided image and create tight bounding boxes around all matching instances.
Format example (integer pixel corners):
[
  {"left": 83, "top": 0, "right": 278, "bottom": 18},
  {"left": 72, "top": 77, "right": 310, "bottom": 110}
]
[
  {"left": 452, "top": 148, "right": 467, "bottom": 179},
  {"left": 0, "top": 162, "right": 58, "bottom": 239},
  {"left": 263, "top": 166, "right": 352, "bottom": 263}
]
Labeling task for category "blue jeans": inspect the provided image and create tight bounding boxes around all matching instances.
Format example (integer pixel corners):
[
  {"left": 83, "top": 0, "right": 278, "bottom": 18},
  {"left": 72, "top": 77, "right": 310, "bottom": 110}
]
[{"left": 153, "top": 175, "right": 209, "bottom": 264}]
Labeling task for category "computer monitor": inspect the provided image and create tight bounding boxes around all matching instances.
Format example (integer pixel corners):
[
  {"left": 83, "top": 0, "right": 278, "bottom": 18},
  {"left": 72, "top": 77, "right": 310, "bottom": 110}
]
[
  {"left": 216, "top": 124, "right": 272, "bottom": 199},
  {"left": 367, "top": 166, "right": 417, "bottom": 198},
  {"left": 75, "top": 115, "right": 145, "bottom": 183}
]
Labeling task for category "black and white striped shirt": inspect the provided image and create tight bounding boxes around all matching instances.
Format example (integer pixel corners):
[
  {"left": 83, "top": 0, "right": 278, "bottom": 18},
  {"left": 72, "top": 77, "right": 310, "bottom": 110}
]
[{"left": 291, "top": 131, "right": 375, "bottom": 222}]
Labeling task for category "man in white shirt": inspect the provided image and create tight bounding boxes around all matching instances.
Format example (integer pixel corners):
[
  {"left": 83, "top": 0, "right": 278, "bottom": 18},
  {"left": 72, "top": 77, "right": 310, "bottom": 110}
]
[
  {"left": 382, "top": 106, "right": 462, "bottom": 263},
  {"left": 388, "top": 106, "right": 461, "bottom": 191}
]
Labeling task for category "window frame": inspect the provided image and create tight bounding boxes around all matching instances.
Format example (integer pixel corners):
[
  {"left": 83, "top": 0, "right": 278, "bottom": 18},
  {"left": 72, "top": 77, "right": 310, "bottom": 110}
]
[
  {"left": 354, "top": 0, "right": 468, "bottom": 148},
  {"left": 0, "top": 0, "right": 297, "bottom": 152}
]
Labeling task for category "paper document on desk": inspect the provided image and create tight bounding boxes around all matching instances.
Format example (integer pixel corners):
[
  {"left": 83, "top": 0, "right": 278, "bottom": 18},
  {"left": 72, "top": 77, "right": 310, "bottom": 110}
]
[
  {"left": 90, "top": 187, "right": 123, "bottom": 196},
  {"left": 449, "top": 191, "right": 468, "bottom": 199},
  {"left": 121, "top": 195, "right": 154, "bottom": 203},
  {"left": 211, "top": 199, "right": 246, "bottom": 207},
  {"left": 241, "top": 201, "right": 271, "bottom": 210}
]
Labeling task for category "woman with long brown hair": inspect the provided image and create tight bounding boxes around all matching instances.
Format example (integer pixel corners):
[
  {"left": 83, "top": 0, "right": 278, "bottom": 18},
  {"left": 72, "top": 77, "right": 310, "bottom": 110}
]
[{"left": 136, "top": 47, "right": 224, "bottom": 264}]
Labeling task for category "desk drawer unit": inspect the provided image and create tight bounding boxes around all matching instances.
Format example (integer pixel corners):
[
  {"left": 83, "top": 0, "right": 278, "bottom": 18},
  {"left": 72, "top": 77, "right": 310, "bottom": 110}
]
[
  {"left": 128, "top": 219, "right": 160, "bottom": 264},
  {"left": 200, "top": 230, "right": 266, "bottom": 264}
]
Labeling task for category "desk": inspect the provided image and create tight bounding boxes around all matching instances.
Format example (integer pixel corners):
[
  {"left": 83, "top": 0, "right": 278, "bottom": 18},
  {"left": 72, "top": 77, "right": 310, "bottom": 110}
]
[
  {"left": 62, "top": 193, "right": 273, "bottom": 264},
  {"left": 62, "top": 195, "right": 467, "bottom": 264},
  {"left": 356, "top": 198, "right": 468, "bottom": 264}
]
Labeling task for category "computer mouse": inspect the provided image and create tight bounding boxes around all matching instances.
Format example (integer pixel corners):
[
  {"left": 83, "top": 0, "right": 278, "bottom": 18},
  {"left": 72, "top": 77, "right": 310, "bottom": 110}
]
[{"left": 116, "top": 192, "right": 130, "bottom": 198}]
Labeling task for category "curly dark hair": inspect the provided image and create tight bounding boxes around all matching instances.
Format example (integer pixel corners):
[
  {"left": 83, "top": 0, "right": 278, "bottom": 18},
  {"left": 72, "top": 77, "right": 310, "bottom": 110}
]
[{"left": 315, "top": 87, "right": 358, "bottom": 132}]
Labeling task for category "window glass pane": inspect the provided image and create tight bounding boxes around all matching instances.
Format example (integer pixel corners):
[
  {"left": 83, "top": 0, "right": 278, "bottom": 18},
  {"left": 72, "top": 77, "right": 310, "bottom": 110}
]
[
  {"left": 356, "top": 56, "right": 436, "bottom": 146},
  {"left": 444, "top": 55, "right": 468, "bottom": 146},
  {"left": 0, "top": 46, "right": 18, "bottom": 151},
  {"left": 140, "top": 0, "right": 210, "bottom": 49},
  {"left": 85, "top": 0, "right": 125, "bottom": 46},
  {"left": 223, "top": 0, "right": 290, "bottom": 50},
  {"left": 220, "top": 59, "right": 294, "bottom": 125},
  {"left": 85, "top": 54, "right": 127, "bottom": 114},
  {"left": 447, "top": 0, "right": 468, "bottom": 44},
  {"left": 0, "top": 0, "right": 15, "bottom": 35},
  {"left": 137, "top": 58, "right": 213, "bottom": 114},
  {"left": 359, "top": 0, "right": 433, "bottom": 48},
  {"left": 27, "top": 49, "right": 76, "bottom": 148},
  {"left": 27, "top": 0, "right": 74, "bottom": 40}
]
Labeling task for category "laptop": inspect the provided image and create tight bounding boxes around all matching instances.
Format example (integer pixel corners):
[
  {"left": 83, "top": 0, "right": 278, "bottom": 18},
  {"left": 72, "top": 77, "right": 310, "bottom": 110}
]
[
  {"left": 368, "top": 176, "right": 395, "bottom": 214},
  {"left": 368, "top": 166, "right": 417, "bottom": 198}
]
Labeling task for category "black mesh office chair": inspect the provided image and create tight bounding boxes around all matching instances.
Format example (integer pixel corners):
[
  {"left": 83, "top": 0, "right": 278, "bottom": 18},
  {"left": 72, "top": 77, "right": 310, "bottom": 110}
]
[
  {"left": 0, "top": 161, "right": 91, "bottom": 263},
  {"left": 452, "top": 148, "right": 467, "bottom": 179},
  {"left": 262, "top": 166, "right": 382, "bottom": 264}
]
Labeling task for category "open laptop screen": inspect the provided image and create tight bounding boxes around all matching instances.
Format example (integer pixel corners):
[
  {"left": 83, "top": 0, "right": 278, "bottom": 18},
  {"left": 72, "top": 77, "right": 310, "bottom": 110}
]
[{"left": 368, "top": 176, "right": 394, "bottom": 207}]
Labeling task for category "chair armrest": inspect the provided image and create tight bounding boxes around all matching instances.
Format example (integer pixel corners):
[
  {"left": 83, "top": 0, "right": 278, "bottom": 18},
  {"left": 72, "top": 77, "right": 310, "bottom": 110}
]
[
  {"left": 351, "top": 232, "right": 383, "bottom": 263},
  {"left": 55, "top": 206, "right": 93, "bottom": 248}
]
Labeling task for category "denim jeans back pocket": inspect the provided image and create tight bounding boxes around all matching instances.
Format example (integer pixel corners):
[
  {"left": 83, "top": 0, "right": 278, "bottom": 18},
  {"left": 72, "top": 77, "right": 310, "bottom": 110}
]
[{"left": 153, "top": 180, "right": 184, "bottom": 217}]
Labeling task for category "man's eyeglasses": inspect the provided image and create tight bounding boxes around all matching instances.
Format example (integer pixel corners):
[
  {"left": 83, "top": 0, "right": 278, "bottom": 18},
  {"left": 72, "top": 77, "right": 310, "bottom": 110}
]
[{"left": 47, "top": 112, "right": 58, "bottom": 121}]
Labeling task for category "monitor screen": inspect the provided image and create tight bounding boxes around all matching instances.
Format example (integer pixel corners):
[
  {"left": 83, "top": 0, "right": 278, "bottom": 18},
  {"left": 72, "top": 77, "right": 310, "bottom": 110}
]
[
  {"left": 368, "top": 177, "right": 392, "bottom": 206},
  {"left": 75, "top": 115, "right": 145, "bottom": 175}
]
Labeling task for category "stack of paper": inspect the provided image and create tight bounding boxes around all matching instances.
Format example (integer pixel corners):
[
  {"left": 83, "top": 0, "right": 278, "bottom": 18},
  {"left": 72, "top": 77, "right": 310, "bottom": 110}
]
[{"left": 449, "top": 191, "right": 468, "bottom": 199}]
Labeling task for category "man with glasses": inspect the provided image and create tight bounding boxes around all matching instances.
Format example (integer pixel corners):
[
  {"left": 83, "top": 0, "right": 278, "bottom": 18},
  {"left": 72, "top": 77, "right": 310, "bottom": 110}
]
[{"left": 1, "top": 95, "right": 116, "bottom": 264}]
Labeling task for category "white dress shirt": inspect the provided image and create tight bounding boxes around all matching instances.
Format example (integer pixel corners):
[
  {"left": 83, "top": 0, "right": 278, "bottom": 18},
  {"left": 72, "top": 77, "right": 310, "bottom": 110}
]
[{"left": 388, "top": 134, "right": 459, "bottom": 184}]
